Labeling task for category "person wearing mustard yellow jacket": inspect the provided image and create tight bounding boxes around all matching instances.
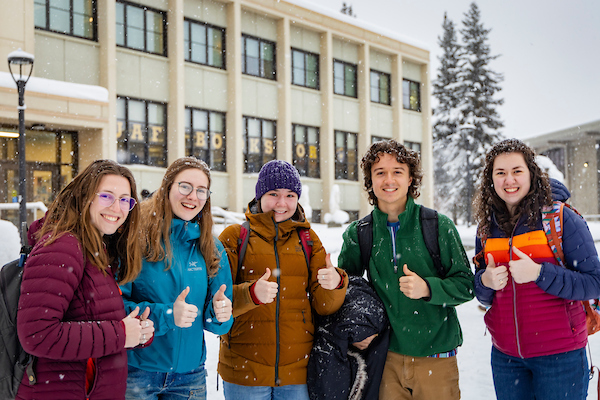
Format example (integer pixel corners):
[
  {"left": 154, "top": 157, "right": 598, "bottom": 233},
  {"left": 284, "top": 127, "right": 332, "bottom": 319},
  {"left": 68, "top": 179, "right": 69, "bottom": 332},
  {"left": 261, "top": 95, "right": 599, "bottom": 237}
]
[{"left": 218, "top": 160, "right": 348, "bottom": 400}]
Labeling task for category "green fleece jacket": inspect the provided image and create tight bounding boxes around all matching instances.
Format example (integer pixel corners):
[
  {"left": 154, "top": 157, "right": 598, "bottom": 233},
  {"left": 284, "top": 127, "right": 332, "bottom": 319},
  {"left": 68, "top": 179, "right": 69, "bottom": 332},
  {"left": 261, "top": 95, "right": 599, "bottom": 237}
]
[{"left": 338, "top": 197, "right": 474, "bottom": 357}]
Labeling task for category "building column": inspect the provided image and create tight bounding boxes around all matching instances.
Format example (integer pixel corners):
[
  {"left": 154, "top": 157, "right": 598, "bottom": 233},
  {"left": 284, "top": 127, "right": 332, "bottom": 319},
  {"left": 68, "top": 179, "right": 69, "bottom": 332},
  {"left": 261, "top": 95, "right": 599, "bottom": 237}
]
[
  {"left": 97, "top": 0, "right": 117, "bottom": 161},
  {"left": 420, "top": 63, "right": 433, "bottom": 207},
  {"left": 358, "top": 43, "right": 371, "bottom": 217},
  {"left": 227, "top": 0, "right": 244, "bottom": 212},
  {"left": 320, "top": 31, "right": 334, "bottom": 216},
  {"left": 276, "top": 17, "right": 292, "bottom": 162},
  {"left": 392, "top": 54, "right": 403, "bottom": 143},
  {"left": 167, "top": 0, "right": 185, "bottom": 164}
]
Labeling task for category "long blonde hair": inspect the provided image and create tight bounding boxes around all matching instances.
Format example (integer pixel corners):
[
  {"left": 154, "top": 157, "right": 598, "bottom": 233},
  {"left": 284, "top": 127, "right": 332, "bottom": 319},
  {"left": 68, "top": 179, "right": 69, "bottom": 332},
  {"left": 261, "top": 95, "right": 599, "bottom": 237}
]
[
  {"left": 140, "top": 157, "right": 220, "bottom": 277},
  {"left": 38, "top": 159, "right": 142, "bottom": 284}
]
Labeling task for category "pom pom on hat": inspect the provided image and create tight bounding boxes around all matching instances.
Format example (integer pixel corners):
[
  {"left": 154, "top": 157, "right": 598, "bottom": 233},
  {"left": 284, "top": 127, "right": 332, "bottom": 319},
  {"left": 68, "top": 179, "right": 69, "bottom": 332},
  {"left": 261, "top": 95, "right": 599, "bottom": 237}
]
[{"left": 255, "top": 160, "right": 302, "bottom": 200}]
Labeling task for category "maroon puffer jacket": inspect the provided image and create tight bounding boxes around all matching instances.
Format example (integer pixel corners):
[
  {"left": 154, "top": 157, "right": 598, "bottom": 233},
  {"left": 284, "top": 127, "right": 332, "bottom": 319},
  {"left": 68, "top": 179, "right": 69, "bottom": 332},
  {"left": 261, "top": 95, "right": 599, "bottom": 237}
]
[{"left": 16, "top": 225, "right": 128, "bottom": 400}]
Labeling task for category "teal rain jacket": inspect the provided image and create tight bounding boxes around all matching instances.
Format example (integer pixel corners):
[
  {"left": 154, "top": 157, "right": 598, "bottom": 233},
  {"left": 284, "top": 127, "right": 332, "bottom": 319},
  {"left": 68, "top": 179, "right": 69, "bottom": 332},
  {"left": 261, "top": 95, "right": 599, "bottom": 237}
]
[{"left": 121, "top": 218, "right": 233, "bottom": 373}]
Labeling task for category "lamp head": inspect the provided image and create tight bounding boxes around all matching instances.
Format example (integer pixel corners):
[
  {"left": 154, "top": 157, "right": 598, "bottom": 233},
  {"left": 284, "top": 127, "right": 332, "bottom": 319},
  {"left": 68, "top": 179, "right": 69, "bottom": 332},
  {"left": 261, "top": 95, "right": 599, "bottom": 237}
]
[{"left": 7, "top": 48, "right": 34, "bottom": 84}]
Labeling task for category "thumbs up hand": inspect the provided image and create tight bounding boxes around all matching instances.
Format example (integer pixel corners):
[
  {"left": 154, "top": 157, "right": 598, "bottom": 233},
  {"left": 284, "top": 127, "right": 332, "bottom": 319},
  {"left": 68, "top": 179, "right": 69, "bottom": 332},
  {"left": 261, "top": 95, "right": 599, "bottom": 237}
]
[
  {"left": 173, "top": 286, "right": 199, "bottom": 328},
  {"left": 317, "top": 254, "right": 342, "bottom": 290},
  {"left": 123, "top": 307, "right": 143, "bottom": 348},
  {"left": 481, "top": 253, "right": 508, "bottom": 291},
  {"left": 212, "top": 284, "right": 232, "bottom": 322},
  {"left": 509, "top": 247, "right": 542, "bottom": 284},
  {"left": 399, "top": 264, "right": 430, "bottom": 299},
  {"left": 253, "top": 268, "right": 278, "bottom": 304}
]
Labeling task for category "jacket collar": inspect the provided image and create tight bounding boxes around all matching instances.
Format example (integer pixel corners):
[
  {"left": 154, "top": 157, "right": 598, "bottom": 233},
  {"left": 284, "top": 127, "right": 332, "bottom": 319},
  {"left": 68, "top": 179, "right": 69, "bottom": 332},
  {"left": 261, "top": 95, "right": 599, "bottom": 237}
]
[
  {"left": 170, "top": 217, "right": 201, "bottom": 242},
  {"left": 245, "top": 198, "right": 310, "bottom": 241}
]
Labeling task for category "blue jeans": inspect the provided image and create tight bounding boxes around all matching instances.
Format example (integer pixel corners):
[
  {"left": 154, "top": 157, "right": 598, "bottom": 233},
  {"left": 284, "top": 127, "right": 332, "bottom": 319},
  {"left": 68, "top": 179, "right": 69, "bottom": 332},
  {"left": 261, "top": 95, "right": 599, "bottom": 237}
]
[
  {"left": 491, "top": 346, "right": 589, "bottom": 400},
  {"left": 125, "top": 365, "right": 206, "bottom": 400},
  {"left": 223, "top": 381, "right": 309, "bottom": 400}
]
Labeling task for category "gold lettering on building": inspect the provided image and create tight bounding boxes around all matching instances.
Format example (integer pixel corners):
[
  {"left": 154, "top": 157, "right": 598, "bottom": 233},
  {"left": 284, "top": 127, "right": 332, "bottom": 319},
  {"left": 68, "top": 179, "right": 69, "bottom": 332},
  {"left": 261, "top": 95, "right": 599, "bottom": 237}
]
[
  {"left": 212, "top": 134, "right": 223, "bottom": 149},
  {"left": 130, "top": 123, "right": 144, "bottom": 142},
  {"left": 309, "top": 145, "right": 318, "bottom": 159},
  {"left": 264, "top": 139, "right": 273, "bottom": 155},
  {"left": 149, "top": 126, "right": 163, "bottom": 144},
  {"left": 249, "top": 138, "right": 261, "bottom": 154},
  {"left": 295, "top": 144, "right": 306, "bottom": 158},
  {"left": 195, "top": 131, "right": 207, "bottom": 148},
  {"left": 117, "top": 121, "right": 124, "bottom": 139}
]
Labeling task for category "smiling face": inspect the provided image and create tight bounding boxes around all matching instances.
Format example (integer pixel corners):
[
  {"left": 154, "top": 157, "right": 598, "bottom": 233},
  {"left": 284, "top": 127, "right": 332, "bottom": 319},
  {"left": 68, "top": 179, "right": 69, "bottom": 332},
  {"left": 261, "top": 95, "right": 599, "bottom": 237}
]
[
  {"left": 260, "top": 189, "right": 299, "bottom": 222},
  {"left": 371, "top": 153, "right": 413, "bottom": 218},
  {"left": 492, "top": 152, "right": 531, "bottom": 216},
  {"left": 169, "top": 168, "right": 209, "bottom": 221},
  {"left": 89, "top": 174, "right": 132, "bottom": 236}
]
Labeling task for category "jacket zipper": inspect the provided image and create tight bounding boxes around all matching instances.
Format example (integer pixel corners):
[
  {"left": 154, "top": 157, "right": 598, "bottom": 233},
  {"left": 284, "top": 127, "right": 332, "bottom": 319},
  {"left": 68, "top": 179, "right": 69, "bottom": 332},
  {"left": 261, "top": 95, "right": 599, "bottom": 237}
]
[
  {"left": 273, "top": 222, "right": 281, "bottom": 386},
  {"left": 508, "top": 227, "right": 524, "bottom": 359}
]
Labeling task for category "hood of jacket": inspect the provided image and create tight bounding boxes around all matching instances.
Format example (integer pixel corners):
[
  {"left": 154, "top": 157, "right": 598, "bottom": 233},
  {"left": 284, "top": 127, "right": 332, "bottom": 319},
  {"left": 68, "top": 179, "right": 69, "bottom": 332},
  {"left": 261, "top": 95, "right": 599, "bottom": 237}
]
[{"left": 550, "top": 178, "right": 570, "bottom": 203}]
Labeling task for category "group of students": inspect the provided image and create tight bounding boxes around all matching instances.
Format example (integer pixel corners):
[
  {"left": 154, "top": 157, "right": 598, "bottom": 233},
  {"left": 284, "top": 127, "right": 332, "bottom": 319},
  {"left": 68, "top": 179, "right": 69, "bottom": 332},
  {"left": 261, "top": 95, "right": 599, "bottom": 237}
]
[{"left": 13, "top": 137, "right": 600, "bottom": 400}]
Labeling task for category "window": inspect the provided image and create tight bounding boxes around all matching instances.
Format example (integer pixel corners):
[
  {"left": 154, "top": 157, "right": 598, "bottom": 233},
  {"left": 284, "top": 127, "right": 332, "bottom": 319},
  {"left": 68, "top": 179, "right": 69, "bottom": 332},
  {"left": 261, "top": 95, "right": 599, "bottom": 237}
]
[
  {"left": 542, "top": 148, "right": 565, "bottom": 176},
  {"left": 371, "top": 135, "right": 388, "bottom": 144},
  {"left": 117, "top": 97, "right": 167, "bottom": 167},
  {"left": 333, "top": 60, "right": 357, "bottom": 98},
  {"left": 293, "top": 124, "right": 320, "bottom": 178},
  {"left": 185, "top": 108, "right": 226, "bottom": 172},
  {"left": 242, "top": 35, "right": 276, "bottom": 80},
  {"left": 403, "top": 79, "right": 421, "bottom": 112},
  {"left": 292, "top": 48, "right": 319, "bottom": 89},
  {"left": 184, "top": 19, "right": 225, "bottom": 69},
  {"left": 34, "top": 0, "right": 97, "bottom": 40},
  {"left": 335, "top": 130, "right": 358, "bottom": 181},
  {"left": 371, "top": 70, "right": 391, "bottom": 105},
  {"left": 404, "top": 141, "right": 421, "bottom": 153},
  {"left": 243, "top": 117, "right": 276, "bottom": 173},
  {"left": 116, "top": 2, "right": 166, "bottom": 56}
]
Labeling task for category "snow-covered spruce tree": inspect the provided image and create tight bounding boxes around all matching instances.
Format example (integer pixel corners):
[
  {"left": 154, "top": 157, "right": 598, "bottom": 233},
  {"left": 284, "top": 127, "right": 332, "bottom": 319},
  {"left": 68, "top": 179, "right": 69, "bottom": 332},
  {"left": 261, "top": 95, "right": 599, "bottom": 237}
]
[
  {"left": 432, "top": 13, "right": 462, "bottom": 219},
  {"left": 455, "top": 2, "right": 504, "bottom": 224}
]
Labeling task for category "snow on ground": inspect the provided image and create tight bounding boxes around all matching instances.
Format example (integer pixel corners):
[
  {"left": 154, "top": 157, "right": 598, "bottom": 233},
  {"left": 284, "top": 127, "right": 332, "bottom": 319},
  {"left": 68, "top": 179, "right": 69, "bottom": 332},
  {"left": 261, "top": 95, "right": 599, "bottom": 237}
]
[{"left": 2, "top": 220, "right": 600, "bottom": 399}]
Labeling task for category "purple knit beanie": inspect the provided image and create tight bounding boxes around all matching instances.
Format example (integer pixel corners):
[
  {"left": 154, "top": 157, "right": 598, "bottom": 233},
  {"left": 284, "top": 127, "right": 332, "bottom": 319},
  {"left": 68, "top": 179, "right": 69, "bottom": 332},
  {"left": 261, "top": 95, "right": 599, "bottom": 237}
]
[{"left": 255, "top": 160, "right": 302, "bottom": 200}]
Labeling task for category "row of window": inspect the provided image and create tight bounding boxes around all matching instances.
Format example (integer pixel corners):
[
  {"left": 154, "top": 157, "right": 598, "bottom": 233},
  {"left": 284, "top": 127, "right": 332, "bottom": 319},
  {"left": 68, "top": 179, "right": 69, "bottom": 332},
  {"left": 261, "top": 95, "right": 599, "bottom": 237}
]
[
  {"left": 116, "top": 97, "right": 420, "bottom": 180},
  {"left": 34, "top": 0, "right": 421, "bottom": 110}
]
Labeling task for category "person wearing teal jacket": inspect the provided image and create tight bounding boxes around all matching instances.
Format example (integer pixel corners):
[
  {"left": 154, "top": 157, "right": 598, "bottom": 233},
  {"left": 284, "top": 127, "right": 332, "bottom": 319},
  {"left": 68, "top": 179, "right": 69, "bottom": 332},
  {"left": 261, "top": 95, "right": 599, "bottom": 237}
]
[
  {"left": 121, "top": 157, "right": 233, "bottom": 400},
  {"left": 338, "top": 140, "right": 474, "bottom": 400}
]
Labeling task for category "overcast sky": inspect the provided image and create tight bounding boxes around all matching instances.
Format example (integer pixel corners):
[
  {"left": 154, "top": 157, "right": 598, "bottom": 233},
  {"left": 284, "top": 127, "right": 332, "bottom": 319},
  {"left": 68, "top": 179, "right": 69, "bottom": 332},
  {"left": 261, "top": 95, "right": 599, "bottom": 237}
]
[{"left": 313, "top": 0, "right": 600, "bottom": 139}]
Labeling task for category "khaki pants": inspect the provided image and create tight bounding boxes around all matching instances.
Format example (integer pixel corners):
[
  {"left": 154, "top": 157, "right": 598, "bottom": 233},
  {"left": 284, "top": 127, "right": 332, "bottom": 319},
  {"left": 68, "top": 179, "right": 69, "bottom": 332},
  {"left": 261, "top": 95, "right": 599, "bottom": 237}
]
[{"left": 379, "top": 351, "right": 460, "bottom": 400}]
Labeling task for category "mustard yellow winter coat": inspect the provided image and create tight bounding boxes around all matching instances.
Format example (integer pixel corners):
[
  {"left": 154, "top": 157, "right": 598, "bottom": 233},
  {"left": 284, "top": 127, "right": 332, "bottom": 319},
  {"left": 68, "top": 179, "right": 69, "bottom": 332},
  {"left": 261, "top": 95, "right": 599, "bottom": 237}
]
[{"left": 218, "top": 200, "right": 348, "bottom": 387}]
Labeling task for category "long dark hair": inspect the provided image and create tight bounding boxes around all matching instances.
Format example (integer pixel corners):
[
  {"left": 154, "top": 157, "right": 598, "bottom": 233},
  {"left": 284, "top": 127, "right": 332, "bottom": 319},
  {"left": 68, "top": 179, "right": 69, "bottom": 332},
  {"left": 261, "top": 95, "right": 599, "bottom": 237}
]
[
  {"left": 140, "top": 157, "right": 220, "bottom": 278},
  {"left": 473, "top": 139, "right": 552, "bottom": 238},
  {"left": 39, "top": 159, "right": 142, "bottom": 284},
  {"left": 360, "top": 139, "right": 423, "bottom": 206}
]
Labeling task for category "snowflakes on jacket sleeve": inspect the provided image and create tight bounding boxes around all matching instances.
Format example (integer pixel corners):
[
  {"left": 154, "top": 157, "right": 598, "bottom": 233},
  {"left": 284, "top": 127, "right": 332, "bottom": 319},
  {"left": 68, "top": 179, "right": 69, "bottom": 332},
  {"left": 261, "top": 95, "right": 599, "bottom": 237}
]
[
  {"left": 536, "top": 207, "right": 600, "bottom": 301},
  {"left": 17, "top": 234, "right": 127, "bottom": 360}
]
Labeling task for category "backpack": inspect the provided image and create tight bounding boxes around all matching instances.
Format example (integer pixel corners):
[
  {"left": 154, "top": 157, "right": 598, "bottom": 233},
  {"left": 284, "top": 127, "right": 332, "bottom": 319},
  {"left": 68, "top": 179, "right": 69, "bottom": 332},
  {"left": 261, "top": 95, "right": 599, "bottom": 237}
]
[
  {"left": 236, "top": 220, "right": 313, "bottom": 281},
  {"left": 541, "top": 201, "right": 600, "bottom": 336},
  {"left": 0, "top": 245, "right": 36, "bottom": 399},
  {"left": 356, "top": 206, "right": 445, "bottom": 278}
]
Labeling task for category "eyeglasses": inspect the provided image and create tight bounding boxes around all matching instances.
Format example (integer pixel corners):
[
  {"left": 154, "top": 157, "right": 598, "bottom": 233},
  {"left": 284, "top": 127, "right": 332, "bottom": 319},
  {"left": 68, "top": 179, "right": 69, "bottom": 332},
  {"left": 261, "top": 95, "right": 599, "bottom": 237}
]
[
  {"left": 177, "top": 182, "right": 211, "bottom": 200},
  {"left": 95, "top": 192, "right": 137, "bottom": 212}
]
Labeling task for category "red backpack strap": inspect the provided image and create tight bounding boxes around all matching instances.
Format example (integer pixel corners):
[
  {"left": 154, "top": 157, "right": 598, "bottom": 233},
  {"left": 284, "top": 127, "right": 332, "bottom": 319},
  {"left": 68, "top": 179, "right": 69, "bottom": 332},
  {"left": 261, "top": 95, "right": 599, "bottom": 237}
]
[
  {"left": 541, "top": 201, "right": 566, "bottom": 267},
  {"left": 298, "top": 228, "right": 313, "bottom": 268}
]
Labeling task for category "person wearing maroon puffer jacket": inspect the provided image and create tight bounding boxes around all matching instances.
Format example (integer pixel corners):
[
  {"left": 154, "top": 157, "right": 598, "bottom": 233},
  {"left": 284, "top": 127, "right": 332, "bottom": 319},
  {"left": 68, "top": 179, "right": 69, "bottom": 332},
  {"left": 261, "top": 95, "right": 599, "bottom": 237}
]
[{"left": 16, "top": 160, "right": 152, "bottom": 400}]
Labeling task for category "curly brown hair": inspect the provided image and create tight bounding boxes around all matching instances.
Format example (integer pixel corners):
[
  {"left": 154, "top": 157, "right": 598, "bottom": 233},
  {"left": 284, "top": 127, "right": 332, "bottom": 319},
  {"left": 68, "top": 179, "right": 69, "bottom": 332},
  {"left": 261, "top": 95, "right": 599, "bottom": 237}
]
[
  {"left": 473, "top": 139, "right": 552, "bottom": 238},
  {"left": 140, "top": 156, "right": 220, "bottom": 278},
  {"left": 39, "top": 159, "right": 142, "bottom": 284},
  {"left": 360, "top": 139, "right": 423, "bottom": 206}
]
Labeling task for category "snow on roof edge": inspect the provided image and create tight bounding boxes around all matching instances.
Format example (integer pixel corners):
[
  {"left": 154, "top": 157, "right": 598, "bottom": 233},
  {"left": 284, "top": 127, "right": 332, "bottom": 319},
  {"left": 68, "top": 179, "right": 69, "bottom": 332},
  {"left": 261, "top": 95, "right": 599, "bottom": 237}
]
[
  {"left": 0, "top": 71, "right": 109, "bottom": 103},
  {"left": 283, "top": 0, "right": 431, "bottom": 52}
]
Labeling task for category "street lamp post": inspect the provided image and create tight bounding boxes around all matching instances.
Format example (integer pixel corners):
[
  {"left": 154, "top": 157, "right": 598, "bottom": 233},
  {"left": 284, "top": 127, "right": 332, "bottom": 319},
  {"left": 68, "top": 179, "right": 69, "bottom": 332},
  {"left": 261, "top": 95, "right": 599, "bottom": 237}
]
[{"left": 7, "top": 49, "right": 34, "bottom": 238}]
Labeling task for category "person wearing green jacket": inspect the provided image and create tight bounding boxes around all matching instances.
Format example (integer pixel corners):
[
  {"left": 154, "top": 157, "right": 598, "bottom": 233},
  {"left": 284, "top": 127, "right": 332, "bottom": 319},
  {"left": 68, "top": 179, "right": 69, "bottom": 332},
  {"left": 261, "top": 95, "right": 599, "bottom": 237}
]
[{"left": 338, "top": 139, "right": 474, "bottom": 400}]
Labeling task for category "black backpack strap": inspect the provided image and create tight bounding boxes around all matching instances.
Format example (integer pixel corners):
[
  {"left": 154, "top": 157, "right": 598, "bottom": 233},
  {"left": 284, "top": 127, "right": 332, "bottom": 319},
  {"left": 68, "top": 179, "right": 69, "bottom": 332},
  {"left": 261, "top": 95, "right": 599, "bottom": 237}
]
[
  {"left": 356, "top": 212, "right": 373, "bottom": 278},
  {"left": 236, "top": 221, "right": 251, "bottom": 283},
  {"left": 419, "top": 206, "right": 445, "bottom": 278}
]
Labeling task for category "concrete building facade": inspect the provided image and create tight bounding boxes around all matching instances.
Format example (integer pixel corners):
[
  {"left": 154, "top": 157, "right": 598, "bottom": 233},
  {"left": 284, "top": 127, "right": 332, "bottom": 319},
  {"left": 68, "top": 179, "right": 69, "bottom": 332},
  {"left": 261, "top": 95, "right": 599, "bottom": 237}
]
[
  {"left": 526, "top": 119, "right": 600, "bottom": 216},
  {"left": 0, "top": 0, "right": 432, "bottom": 224}
]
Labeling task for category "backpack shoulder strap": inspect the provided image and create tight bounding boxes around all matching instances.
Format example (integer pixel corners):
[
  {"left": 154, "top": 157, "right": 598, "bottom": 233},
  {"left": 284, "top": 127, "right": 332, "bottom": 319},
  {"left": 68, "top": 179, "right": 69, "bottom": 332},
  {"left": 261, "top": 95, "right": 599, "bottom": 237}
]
[
  {"left": 419, "top": 206, "right": 445, "bottom": 277},
  {"left": 356, "top": 212, "right": 374, "bottom": 273},
  {"left": 542, "top": 201, "right": 566, "bottom": 267},
  {"left": 236, "top": 221, "right": 251, "bottom": 281},
  {"left": 297, "top": 228, "right": 313, "bottom": 268}
]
